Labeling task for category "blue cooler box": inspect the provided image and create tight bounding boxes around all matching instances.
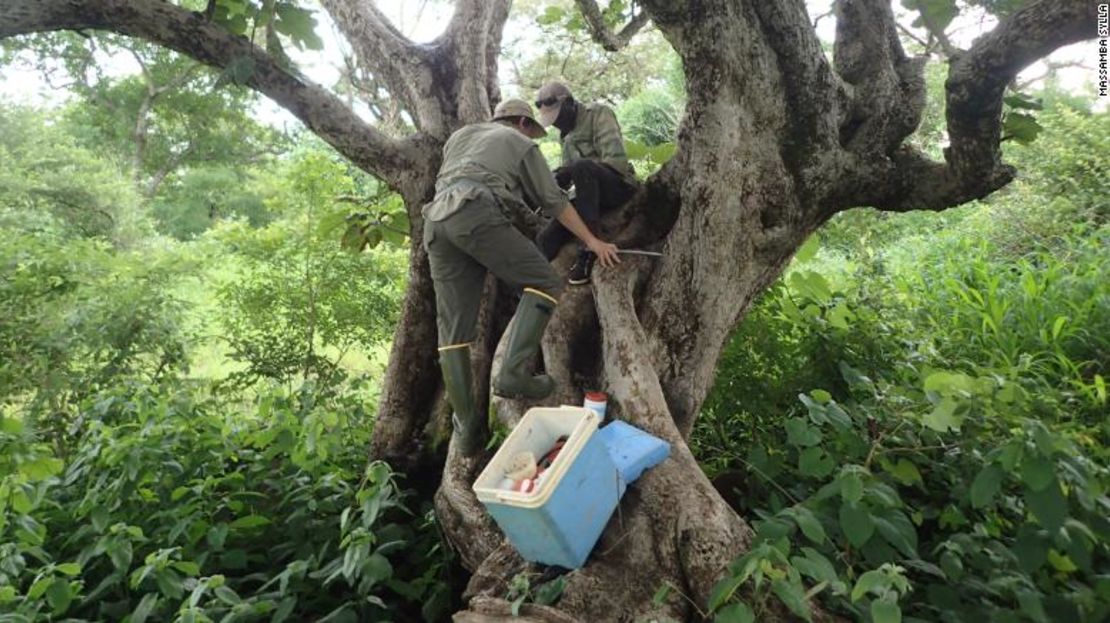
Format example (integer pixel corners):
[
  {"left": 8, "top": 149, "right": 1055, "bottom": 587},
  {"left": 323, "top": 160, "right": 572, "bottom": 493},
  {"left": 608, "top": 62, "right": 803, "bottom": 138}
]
[{"left": 473, "top": 407, "right": 621, "bottom": 569}]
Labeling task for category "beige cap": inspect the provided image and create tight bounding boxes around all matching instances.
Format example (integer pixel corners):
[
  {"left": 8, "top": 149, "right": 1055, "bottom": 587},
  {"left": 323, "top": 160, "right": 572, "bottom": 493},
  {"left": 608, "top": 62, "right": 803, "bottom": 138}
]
[
  {"left": 492, "top": 98, "right": 546, "bottom": 138},
  {"left": 534, "top": 81, "right": 573, "bottom": 127}
]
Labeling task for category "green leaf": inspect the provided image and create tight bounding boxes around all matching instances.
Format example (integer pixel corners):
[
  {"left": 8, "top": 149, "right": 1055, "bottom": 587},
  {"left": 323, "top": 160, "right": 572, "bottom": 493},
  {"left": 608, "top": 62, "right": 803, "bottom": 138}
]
[
  {"left": 851, "top": 569, "right": 887, "bottom": 602},
  {"left": 214, "top": 585, "right": 242, "bottom": 605},
  {"left": 794, "top": 235, "right": 820, "bottom": 263},
  {"left": 798, "top": 447, "right": 835, "bottom": 479},
  {"left": 714, "top": 601, "right": 755, "bottom": 623},
  {"left": 970, "top": 464, "right": 1004, "bottom": 508},
  {"left": 363, "top": 552, "right": 392, "bottom": 583},
  {"left": 29, "top": 576, "right": 53, "bottom": 600},
  {"left": 172, "top": 561, "right": 200, "bottom": 576},
  {"left": 20, "top": 456, "right": 64, "bottom": 480},
  {"left": 1004, "top": 94, "right": 1043, "bottom": 110},
  {"left": 873, "top": 509, "right": 918, "bottom": 557},
  {"left": 130, "top": 592, "right": 159, "bottom": 623},
  {"left": 532, "top": 576, "right": 565, "bottom": 606},
  {"left": 707, "top": 573, "right": 746, "bottom": 613},
  {"left": 107, "top": 538, "right": 133, "bottom": 571},
  {"left": 1012, "top": 525, "right": 1048, "bottom": 573},
  {"left": 888, "top": 459, "right": 922, "bottom": 486},
  {"left": 1046, "top": 549, "right": 1077, "bottom": 573},
  {"left": 652, "top": 583, "right": 672, "bottom": 606},
  {"left": 910, "top": 0, "right": 958, "bottom": 30},
  {"left": 791, "top": 548, "right": 839, "bottom": 586},
  {"left": 1025, "top": 480, "right": 1067, "bottom": 534},
  {"left": 771, "top": 578, "right": 812, "bottom": 621},
  {"left": 922, "top": 398, "right": 961, "bottom": 432},
  {"left": 871, "top": 596, "right": 902, "bottom": 623},
  {"left": 826, "top": 303, "right": 853, "bottom": 330},
  {"left": 155, "top": 569, "right": 184, "bottom": 599},
  {"left": 1021, "top": 458, "right": 1055, "bottom": 491},
  {"left": 207, "top": 524, "right": 229, "bottom": 550},
  {"left": 1016, "top": 590, "right": 1048, "bottom": 623},
  {"left": 274, "top": 3, "right": 324, "bottom": 50},
  {"left": 840, "top": 472, "right": 865, "bottom": 504},
  {"left": 791, "top": 507, "right": 827, "bottom": 545},
  {"left": 839, "top": 503, "right": 875, "bottom": 548},
  {"left": 0, "top": 585, "right": 16, "bottom": 603},
  {"left": 45, "top": 578, "right": 73, "bottom": 614},
  {"left": 11, "top": 489, "right": 32, "bottom": 514},
  {"left": 789, "top": 271, "right": 833, "bottom": 304},
  {"left": 923, "top": 370, "right": 975, "bottom": 395},
  {"left": 1003, "top": 111, "right": 1043, "bottom": 145},
  {"left": 536, "top": 5, "right": 566, "bottom": 26},
  {"left": 230, "top": 515, "right": 271, "bottom": 530},
  {"left": 56, "top": 562, "right": 81, "bottom": 576},
  {"left": 785, "top": 417, "right": 822, "bottom": 447}
]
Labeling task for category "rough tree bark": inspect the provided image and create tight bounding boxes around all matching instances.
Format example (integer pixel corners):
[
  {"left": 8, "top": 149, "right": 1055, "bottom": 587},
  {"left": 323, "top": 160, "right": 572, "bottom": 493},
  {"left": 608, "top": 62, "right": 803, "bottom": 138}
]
[{"left": 0, "top": 0, "right": 1098, "bottom": 620}]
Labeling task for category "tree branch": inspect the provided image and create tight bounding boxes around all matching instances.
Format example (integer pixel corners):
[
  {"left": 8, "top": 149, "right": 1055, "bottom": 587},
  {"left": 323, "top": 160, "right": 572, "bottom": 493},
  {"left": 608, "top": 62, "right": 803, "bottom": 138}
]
[
  {"left": 573, "top": 0, "right": 651, "bottom": 52},
  {"left": 875, "top": 0, "right": 1098, "bottom": 211},
  {"left": 1014, "top": 58, "right": 1095, "bottom": 90},
  {"left": 0, "top": 0, "right": 418, "bottom": 187},
  {"left": 318, "top": 0, "right": 445, "bottom": 134},
  {"left": 439, "top": 0, "right": 512, "bottom": 123},
  {"left": 834, "top": 0, "right": 926, "bottom": 156},
  {"left": 753, "top": 0, "right": 846, "bottom": 161}
]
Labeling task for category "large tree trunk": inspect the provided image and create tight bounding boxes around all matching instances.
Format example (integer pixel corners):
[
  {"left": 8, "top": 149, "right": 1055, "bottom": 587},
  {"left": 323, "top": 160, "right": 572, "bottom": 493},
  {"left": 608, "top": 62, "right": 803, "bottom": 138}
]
[{"left": 0, "top": 0, "right": 1097, "bottom": 620}]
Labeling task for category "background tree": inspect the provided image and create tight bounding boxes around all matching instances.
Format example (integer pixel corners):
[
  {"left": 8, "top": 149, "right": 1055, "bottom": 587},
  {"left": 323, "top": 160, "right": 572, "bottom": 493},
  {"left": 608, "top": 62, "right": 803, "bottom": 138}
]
[
  {"left": 0, "top": 0, "right": 1099, "bottom": 620},
  {"left": 4, "top": 31, "right": 286, "bottom": 237}
]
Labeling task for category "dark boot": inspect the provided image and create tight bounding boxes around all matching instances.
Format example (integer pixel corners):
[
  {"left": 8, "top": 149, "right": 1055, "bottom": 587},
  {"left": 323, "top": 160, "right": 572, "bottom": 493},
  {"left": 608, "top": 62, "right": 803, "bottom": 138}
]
[
  {"left": 439, "top": 344, "right": 485, "bottom": 456},
  {"left": 493, "top": 289, "right": 557, "bottom": 399}
]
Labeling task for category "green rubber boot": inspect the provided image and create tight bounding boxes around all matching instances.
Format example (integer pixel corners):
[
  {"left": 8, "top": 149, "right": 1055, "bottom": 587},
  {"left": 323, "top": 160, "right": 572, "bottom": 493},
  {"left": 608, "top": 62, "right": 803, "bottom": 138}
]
[
  {"left": 438, "top": 344, "right": 485, "bottom": 456},
  {"left": 493, "top": 289, "right": 557, "bottom": 400}
]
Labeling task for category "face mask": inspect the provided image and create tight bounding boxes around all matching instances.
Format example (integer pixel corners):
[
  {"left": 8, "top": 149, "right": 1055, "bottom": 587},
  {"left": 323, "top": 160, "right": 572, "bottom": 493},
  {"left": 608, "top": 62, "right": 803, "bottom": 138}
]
[{"left": 536, "top": 98, "right": 562, "bottom": 127}]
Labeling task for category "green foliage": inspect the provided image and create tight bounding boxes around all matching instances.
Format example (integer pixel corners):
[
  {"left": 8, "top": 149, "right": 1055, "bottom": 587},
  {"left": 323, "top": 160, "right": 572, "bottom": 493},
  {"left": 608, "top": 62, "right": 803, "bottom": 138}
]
[
  {"left": 618, "top": 87, "right": 683, "bottom": 147},
  {"left": 211, "top": 150, "right": 404, "bottom": 387},
  {"left": 0, "top": 105, "right": 153, "bottom": 246},
  {"left": 152, "top": 166, "right": 273, "bottom": 240},
  {"left": 0, "top": 231, "right": 189, "bottom": 440},
  {"left": 6, "top": 33, "right": 284, "bottom": 197},
  {"left": 512, "top": 1, "right": 679, "bottom": 104},
  {"left": 700, "top": 212, "right": 1109, "bottom": 621},
  {"left": 208, "top": 0, "right": 324, "bottom": 52},
  {"left": 0, "top": 381, "right": 450, "bottom": 622},
  {"left": 505, "top": 572, "right": 567, "bottom": 616},
  {"left": 1005, "top": 106, "right": 1110, "bottom": 227}
]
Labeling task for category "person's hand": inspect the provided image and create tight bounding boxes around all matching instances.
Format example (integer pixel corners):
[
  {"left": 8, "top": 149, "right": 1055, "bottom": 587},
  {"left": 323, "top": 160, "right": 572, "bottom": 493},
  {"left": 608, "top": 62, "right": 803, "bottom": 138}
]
[
  {"left": 587, "top": 238, "right": 620, "bottom": 268},
  {"left": 553, "top": 166, "right": 573, "bottom": 189}
]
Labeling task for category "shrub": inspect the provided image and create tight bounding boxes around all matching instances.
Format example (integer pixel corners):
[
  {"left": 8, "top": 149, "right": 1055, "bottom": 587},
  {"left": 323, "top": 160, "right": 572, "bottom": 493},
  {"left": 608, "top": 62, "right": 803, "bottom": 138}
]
[
  {"left": 698, "top": 227, "right": 1109, "bottom": 622},
  {"left": 0, "top": 380, "right": 451, "bottom": 622}
]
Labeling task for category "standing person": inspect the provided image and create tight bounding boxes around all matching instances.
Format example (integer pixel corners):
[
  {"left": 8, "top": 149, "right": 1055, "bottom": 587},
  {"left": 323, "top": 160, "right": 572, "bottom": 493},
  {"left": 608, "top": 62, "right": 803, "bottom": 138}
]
[
  {"left": 533, "top": 82, "right": 639, "bottom": 285},
  {"left": 424, "top": 98, "right": 620, "bottom": 455}
]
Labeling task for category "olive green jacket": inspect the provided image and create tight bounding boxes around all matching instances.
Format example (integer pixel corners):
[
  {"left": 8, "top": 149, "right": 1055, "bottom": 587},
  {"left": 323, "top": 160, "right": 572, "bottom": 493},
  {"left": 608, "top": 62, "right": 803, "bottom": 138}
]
[
  {"left": 423, "top": 122, "right": 568, "bottom": 223},
  {"left": 560, "top": 103, "right": 636, "bottom": 181}
]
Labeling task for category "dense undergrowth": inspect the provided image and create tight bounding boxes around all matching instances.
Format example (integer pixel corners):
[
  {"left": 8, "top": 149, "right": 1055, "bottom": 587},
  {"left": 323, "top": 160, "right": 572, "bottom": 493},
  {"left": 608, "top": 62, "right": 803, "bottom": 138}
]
[{"left": 694, "top": 104, "right": 1109, "bottom": 622}]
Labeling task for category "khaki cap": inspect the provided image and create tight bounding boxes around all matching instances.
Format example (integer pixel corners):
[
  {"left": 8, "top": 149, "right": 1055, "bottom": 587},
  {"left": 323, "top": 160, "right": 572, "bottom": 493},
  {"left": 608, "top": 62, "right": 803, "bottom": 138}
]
[
  {"left": 492, "top": 98, "right": 546, "bottom": 139},
  {"left": 535, "top": 82, "right": 573, "bottom": 127}
]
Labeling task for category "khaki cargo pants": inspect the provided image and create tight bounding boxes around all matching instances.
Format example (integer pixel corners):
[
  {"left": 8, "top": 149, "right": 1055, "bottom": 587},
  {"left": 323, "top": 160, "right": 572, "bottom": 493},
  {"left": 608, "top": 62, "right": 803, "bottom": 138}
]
[{"left": 424, "top": 196, "right": 562, "bottom": 346}]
